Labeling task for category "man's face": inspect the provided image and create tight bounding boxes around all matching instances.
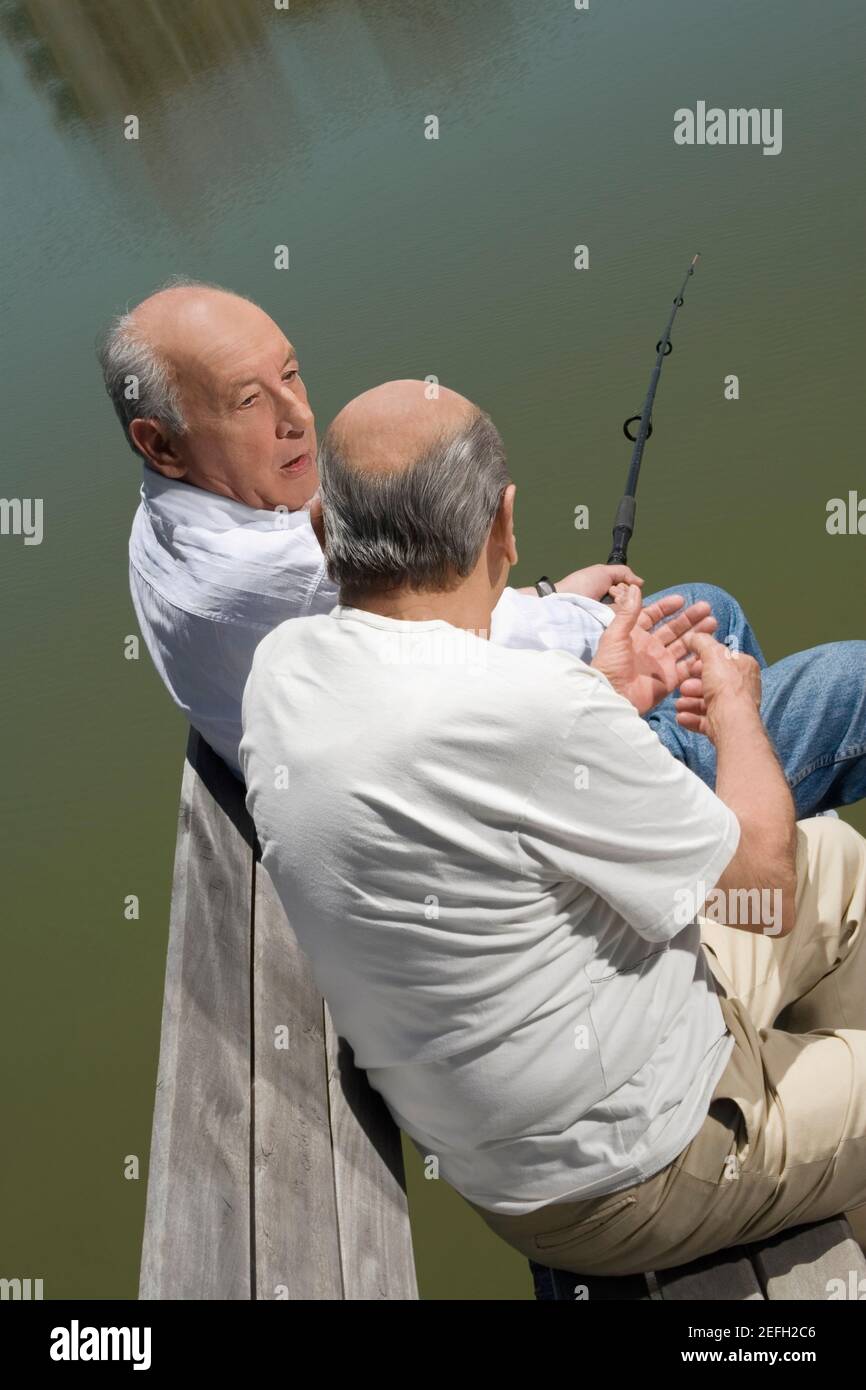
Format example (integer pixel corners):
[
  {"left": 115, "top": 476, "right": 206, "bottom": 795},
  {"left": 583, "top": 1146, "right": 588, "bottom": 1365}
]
[{"left": 135, "top": 294, "right": 318, "bottom": 511}]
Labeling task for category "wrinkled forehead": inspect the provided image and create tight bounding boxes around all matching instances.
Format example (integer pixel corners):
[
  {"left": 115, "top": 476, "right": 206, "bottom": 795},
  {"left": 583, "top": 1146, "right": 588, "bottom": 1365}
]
[{"left": 142, "top": 294, "right": 292, "bottom": 402}]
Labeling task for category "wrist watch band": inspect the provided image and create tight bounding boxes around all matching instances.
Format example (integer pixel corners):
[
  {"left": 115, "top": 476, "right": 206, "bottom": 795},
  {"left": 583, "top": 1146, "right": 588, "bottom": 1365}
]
[{"left": 535, "top": 575, "right": 556, "bottom": 597}]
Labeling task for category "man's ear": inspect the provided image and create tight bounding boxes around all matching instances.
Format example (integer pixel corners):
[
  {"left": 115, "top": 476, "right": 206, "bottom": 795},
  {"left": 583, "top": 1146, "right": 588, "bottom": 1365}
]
[
  {"left": 497, "top": 483, "right": 518, "bottom": 566},
  {"left": 128, "top": 418, "right": 187, "bottom": 479},
  {"left": 308, "top": 492, "right": 326, "bottom": 551}
]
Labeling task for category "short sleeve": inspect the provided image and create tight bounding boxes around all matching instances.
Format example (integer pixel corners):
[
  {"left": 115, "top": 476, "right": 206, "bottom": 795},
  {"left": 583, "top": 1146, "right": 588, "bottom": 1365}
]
[{"left": 516, "top": 663, "right": 741, "bottom": 943}]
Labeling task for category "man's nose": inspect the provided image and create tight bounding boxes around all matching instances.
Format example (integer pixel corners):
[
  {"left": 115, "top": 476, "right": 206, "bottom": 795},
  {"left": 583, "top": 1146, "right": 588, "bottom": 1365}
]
[{"left": 277, "top": 388, "right": 314, "bottom": 438}]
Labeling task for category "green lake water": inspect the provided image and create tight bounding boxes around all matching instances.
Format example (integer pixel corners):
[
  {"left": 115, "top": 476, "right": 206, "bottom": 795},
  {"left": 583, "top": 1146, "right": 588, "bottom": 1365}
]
[{"left": 1, "top": 0, "right": 863, "bottom": 1299}]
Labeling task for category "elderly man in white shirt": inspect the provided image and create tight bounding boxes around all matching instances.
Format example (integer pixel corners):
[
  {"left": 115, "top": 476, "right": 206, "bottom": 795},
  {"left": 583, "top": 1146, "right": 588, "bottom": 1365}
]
[
  {"left": 107, "top": 279, "right": 645, "bottom": 774},
  {"left": 100, "top": 279, "right": 866, "bottom": 814},
  {"left": 238, "top": 378, "right": 866, "bottom": 1270}
]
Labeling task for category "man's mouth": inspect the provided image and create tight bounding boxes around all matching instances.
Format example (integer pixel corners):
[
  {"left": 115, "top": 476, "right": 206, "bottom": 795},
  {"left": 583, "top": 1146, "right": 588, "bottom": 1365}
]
[{"left": 280, "top": 451, "right": 311, "bottom": 475}]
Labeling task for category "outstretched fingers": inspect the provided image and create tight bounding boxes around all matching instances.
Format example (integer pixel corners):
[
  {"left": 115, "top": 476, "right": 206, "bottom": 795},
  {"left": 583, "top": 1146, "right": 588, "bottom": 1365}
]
[
  {"left": 646, "top": 598, "right": 715, "bottom": 640},
  {"left": 664, "top": 614, "right": 718, "bottom": 662},
  {"left": 638, "top": 593, "right": 686, "bottom": 629}
]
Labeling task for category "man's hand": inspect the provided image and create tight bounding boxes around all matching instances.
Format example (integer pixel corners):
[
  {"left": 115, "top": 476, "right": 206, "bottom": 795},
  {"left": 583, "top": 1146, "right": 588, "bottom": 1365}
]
[
  {"left": 515, "top": 564, "right": 643, "bottom": 600},
  {"left": 554, "top": 564, "right": 644, "bottom": 600},
  {"left": 674, "top": 631, "right": 762, "bottom": 741},
  {"left": 590, "top": 583, "right": 717, "bottom": 715},
  {"left": 675, "top": 631, "right": 796, "bottom": 937}
]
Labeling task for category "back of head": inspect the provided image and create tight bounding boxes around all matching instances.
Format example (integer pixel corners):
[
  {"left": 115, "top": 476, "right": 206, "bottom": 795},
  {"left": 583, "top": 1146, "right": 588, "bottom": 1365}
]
[{"left": 318, "top": 380, "right": 510, "bottom": 602}]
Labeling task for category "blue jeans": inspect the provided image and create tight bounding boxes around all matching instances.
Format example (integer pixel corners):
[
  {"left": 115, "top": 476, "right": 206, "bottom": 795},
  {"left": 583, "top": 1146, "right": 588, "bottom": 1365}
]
[{"left": 643, "top": 583, "right": 866, "bottom": 817}]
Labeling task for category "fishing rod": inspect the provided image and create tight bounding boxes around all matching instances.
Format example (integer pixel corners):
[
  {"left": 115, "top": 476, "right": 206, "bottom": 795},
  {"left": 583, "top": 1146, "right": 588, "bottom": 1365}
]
[{"left": 602, "top": 254, "right": 700, "bottom": 599}]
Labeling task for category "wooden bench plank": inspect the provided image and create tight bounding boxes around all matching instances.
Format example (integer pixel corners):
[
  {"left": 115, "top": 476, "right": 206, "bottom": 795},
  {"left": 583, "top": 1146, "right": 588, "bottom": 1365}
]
[
  {"left": 753, "top": 1218, "right": 866, "bottom": 1300},
  {"left": 142, "top": 732, "right": 419, "bottom": 1299},
  {"left": 656, "top": 1246, "right": 764, "bottom": 1300},
  {"left": 252, "top": 858, "right": 343, "bottom": 1299},
  {"left": 325, "top": 1012, "right": 419, "bottom": 1299},
  {"left": 140, "top": 731, "right": 255, "bottom": 1300}
]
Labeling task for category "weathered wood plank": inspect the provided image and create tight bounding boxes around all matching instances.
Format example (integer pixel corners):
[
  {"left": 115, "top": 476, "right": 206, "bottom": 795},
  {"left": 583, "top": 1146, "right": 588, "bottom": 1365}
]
[
  {"left": 657, "top": 1246, "right": 764, "bottom": 1300},
  {"left": 752, "top": 1218, "right": 866, "bottom": 1300},
  {"left": 325, "top": 1011, "right": 419, "bottom": 1300},
  {"left": 252, "top": 858, "right": 343, "bottom": 1299},
  {"left": 139, "top": 731, "right": 255, "bottom": 1300},
  {"left": 142, "top": 730, "right": 418, "bottom": 1299}
]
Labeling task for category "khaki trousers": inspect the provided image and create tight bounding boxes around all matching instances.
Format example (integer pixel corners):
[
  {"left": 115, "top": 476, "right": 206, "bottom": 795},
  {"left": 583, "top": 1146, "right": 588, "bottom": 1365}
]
[{"left": 465, "top": 817, "right": 866, "bottom": 1276}]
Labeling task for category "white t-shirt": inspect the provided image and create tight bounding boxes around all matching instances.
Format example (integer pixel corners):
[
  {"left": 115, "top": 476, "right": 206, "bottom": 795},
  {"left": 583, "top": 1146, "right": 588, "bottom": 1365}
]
[
  {"left": 240, "top": 606, "right": 740, "bottom": 1216},
  {"left": 128, "top": 469, "right": 612, "bottom": 775}
]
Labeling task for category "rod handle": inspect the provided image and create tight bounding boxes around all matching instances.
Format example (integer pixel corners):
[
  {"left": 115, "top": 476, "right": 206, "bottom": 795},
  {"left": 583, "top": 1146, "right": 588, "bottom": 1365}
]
[{"left": 602, "top": 497, "right": 636, "bottom": 602}]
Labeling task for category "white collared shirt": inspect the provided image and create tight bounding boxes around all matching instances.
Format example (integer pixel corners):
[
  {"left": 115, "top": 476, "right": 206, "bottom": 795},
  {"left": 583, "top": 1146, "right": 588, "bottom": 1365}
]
[{"left": 128, "top": 467, "right": 614, "bottom": 774}]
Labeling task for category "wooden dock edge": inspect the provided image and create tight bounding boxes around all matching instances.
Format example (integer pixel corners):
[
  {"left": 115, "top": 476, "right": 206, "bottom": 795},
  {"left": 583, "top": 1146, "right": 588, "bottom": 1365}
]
[{"left": 139, "top": 729, "right": 418, "bottom": 1300}]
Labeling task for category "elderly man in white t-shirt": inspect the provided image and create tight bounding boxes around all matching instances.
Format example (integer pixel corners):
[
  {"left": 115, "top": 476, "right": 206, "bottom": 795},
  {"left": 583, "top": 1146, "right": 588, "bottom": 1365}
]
[
  {"left": 240, "top": 379, "right": 866, "bottom": 1272},
  {"left": 100, "top": 280, "right": 866, "bottom": 813}
]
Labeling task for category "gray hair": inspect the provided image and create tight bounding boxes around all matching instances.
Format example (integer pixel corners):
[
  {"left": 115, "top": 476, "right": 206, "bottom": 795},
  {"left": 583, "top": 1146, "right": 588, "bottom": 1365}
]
[
  {"left": 97, "top": 275, "right": 251, "bottom": 454},
  {"left": 318, "top": 408, "right": 511, "bottom": 598}
]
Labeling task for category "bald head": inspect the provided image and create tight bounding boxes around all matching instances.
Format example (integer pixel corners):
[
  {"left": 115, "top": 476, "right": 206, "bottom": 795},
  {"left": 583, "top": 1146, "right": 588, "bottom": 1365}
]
[
  {"left": 328, "top": 379, "right": 477, "bottom": 478},
  {"left": 129, "top": 282, "right": 245, "bottom": 351},
  {"left": 130, "top": 281, "right": 250, "bottom": 339},
  {"left": 98, "top": 277, "right": 318, "bottom": 511},
  {"left": 128, "top": 284, "right": 276, "bottom": 415},
  {"left": 318, "top": 380, "right": 513, "bottom": 601}
]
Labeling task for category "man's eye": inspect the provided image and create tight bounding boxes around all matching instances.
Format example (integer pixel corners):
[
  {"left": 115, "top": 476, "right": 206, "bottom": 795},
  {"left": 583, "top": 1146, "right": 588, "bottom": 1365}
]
[
  {"left": 239, "top": 394, "right": 258, "bottom": 408},
  {"left": 282, "top": 369, "right": 299, "bottom": 383}
]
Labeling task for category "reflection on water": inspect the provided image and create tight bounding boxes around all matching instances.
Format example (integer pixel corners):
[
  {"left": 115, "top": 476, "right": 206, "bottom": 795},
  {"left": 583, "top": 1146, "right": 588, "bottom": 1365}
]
[
  {"left": 0, "top": 0, "right": 289, "bottom": 221},
  {"left": 0, "top": 0, "right": 271, "bottom": 125},
  {"left": 1, "top": 0, "right": 525, "bottom": 232},
  {"left": 2, "top": 0, "right": 519, "bottom": 130}
]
